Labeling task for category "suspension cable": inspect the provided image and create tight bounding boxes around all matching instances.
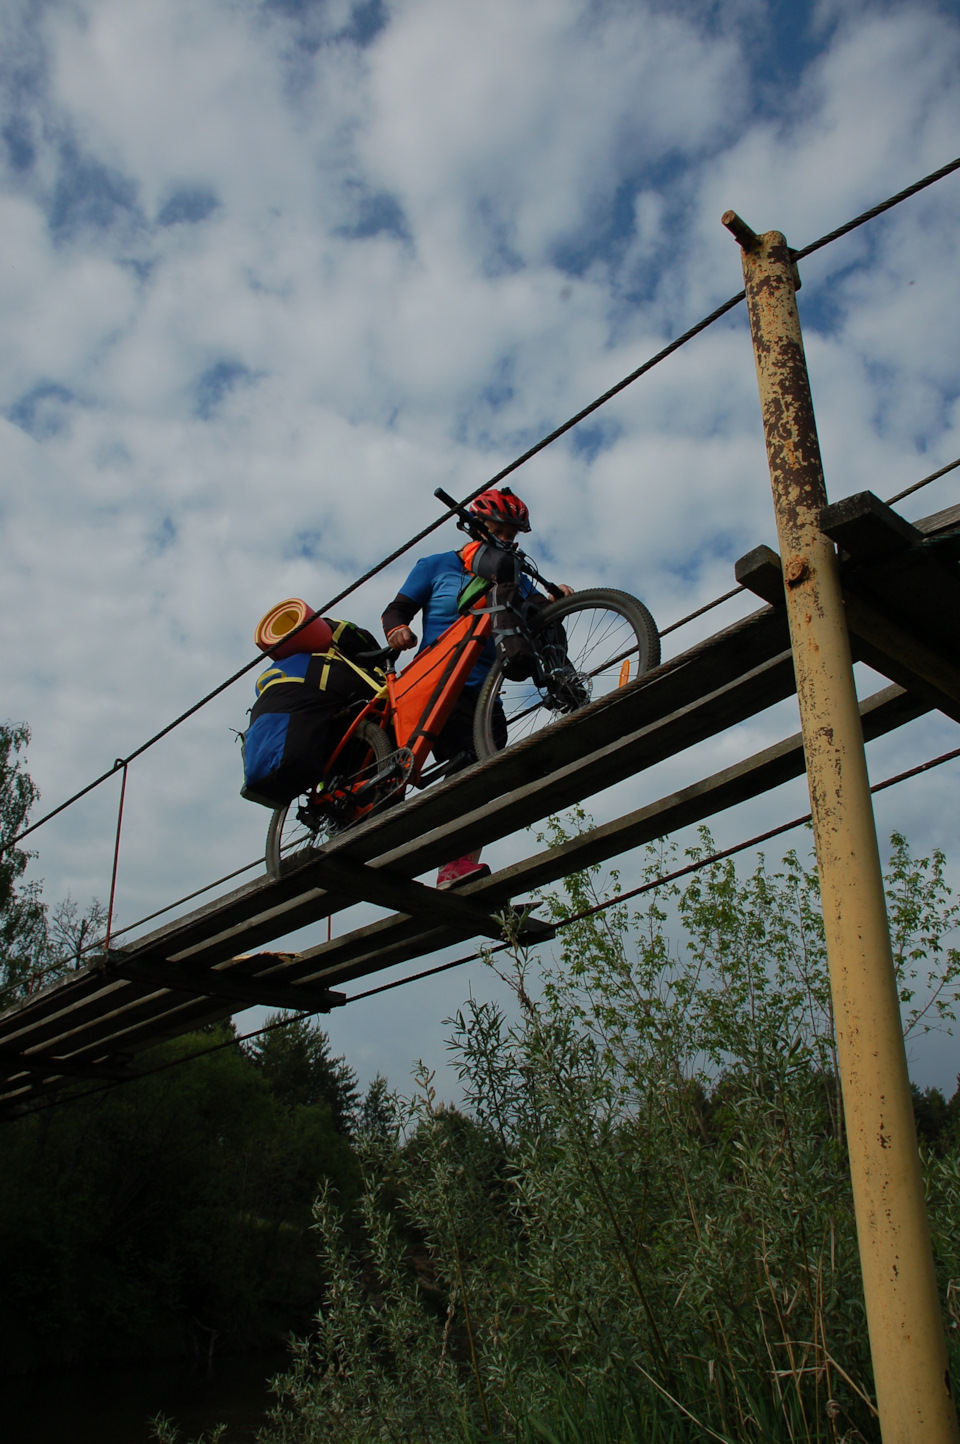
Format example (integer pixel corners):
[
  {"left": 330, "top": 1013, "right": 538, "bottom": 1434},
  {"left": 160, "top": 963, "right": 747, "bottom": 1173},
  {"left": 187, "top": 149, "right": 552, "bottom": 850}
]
[
  {"left": 5, "top": 155, "right": 958, "bottom": 859},
  {"left": 791, "top": 155, "right": 960, "bottom": 264},
  {"left": 886, "top": 455, "right": 960, "bottom": 508}
]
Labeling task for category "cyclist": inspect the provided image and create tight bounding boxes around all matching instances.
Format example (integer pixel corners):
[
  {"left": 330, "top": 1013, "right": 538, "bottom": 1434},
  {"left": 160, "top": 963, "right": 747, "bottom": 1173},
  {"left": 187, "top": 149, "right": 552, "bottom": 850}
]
[{"left": 381, "top": 486, "right": 572, "bottom": 889}]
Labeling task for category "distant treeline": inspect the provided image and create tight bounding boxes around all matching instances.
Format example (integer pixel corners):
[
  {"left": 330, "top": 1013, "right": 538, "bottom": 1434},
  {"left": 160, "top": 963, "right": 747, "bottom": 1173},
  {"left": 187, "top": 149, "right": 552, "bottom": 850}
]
[
  {"left": 0, "top": 1014, "right": 393, "bottom": 1373},
  {"left": 0, "top": 720, "right": 394, "bottom": 1373}
]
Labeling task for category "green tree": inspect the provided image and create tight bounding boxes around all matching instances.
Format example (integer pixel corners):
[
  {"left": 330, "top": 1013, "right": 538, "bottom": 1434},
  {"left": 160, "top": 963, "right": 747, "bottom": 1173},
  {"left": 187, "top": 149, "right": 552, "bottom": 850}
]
[
  {"left": 359, "top": 1072, "right": 397, "bottom": 1143},
  {"left": 247, "top": 1015, "right": 360, "bottom": 1133},
  {"left": 0, "top": 722, "right": 47, "bottom": 1002},
  {"left": 0, "top": 1026, "right": 362, "bottom": 1372},
  {"left": 263, "top": 824, "right": 960, "bottom": 1444},
  {"left": 0, "top": 722, "right": 109, "bottom": 1003}
]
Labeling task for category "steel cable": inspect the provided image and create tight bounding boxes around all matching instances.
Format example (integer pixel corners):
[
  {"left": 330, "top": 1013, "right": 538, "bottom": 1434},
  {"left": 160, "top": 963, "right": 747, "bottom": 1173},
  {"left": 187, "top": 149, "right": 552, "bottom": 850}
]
[{"left": 886, "top": 455, "right": 960, "bottom": 507}]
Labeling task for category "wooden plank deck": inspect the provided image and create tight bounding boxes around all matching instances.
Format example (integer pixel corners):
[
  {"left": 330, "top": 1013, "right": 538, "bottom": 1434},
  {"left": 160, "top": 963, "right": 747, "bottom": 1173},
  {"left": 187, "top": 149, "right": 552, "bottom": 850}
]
[{"left": 0, "top": 493, "right": 955, "bottom": 1115}]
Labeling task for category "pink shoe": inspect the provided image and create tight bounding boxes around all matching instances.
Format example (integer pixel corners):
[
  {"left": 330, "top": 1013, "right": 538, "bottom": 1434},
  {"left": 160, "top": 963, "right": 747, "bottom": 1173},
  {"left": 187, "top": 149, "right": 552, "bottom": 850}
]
[{"left": 437, "top": 857, "right": 492, "bottom": 890}]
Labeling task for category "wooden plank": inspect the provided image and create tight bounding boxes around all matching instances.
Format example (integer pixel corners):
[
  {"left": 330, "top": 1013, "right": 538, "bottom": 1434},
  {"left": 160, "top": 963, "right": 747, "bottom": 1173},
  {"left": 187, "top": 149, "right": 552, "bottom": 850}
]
[
  {"left": 735, "top": 546, "right": 783, "bottom": 606},
  {"left": 0, "top": 987, "right": 235, "bottom": 1071},
  {"left": 842, "top": 593, "right": 960, "bottom": 724},
  {"left": 818, "top": 495, "right": 960, "bottom": 657},
  {"left": 112, "top": 958, "right": 346, "bottom": 1014},
  {"left": 9, "top": 515, "right": 954, "bottom": 1112},
  {"left": 125, "top": 642, "right": 798, "bottom": 981},
  {"left": 915, "top": 504, "right": 960, "bottom": 538},
  {"left": 103, "top": 605, "right": 788, "bottom": 972},
  {"left": 0, "top": 627, "right": 800, "bottom": 1078},
  {"left": 365, "top": 649, "right": 799, "bottom": 879},
  {"left": 820, "top": 491, "right": 923, "bottom": 560},
  {"left": 79, "top": 609, "right": 788, "bottom": 982},
  {"left": 275, "top": 854, "right": 555, "bottom": 943},
  {"left": 0, "top": 1044, "right": 138, "bottom": 1083},
  {"left": 292, "top": 682, "right": 926, "bottom": 990},
  {"left": 733, "top": 537, "right": 958, "bottom": 722},
  {"left": 466, "top": 683, "right": 928, "bottom": 904},
  {"left": 0, "top": 640, "right": 797, "bottom": 1080}
]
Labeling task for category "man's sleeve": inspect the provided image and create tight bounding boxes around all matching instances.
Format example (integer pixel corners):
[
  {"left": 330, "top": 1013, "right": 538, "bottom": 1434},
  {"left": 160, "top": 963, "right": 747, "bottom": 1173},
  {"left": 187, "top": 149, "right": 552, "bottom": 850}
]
[{"left": 382, "top": 593, "right": 419, "bottom": 636}]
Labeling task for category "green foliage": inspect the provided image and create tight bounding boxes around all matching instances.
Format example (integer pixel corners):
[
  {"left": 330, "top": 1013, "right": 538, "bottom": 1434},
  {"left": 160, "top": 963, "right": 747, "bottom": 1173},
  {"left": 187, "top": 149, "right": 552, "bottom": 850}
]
[
  {"left": 0, "top": 721, "right": 47, "bottom": 1001},
  {"left": 0, "top": 1023, "right": 362, "bottom": 1372},
  {"left": 262, "top": 822, "right": 960, "bottom": 1444},
  {"left": 247, "top": 1015, "right": 361, "bottom": 1134},
  {"left": 0, "top": 721, "right": 108, "bottom": 1004},
  {"left": 359, "top": 1073, "right": 397, "bottom": 1145},
  {"left": 0, "top": 723, "right": 375, "bottom": 1382}
]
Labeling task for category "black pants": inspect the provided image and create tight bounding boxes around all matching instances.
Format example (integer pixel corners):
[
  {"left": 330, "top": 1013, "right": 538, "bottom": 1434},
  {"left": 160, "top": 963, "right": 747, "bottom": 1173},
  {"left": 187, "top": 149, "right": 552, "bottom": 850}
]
[{"left": 432, "top": 688, "right": 507, "bottom": 772}]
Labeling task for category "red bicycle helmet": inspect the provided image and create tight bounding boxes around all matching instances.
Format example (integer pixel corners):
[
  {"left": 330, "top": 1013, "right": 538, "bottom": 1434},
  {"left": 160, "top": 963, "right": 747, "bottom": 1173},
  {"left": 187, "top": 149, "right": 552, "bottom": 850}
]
[{"left": 468, "top": 486, "right": 531, "bottom": 532}]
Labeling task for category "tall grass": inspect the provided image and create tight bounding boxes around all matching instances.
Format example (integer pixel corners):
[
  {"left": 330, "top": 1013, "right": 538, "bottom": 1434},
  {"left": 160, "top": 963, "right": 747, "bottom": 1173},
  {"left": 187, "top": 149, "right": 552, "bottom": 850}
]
[{"left": 258, "top": 824, "right": 960, "bottom": 1444}]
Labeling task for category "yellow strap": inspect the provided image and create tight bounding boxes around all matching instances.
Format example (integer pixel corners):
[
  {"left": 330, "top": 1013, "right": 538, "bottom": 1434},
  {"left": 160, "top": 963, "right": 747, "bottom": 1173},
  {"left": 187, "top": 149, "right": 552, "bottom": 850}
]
[
  {"left": 333, "top": 649, "right": 384, "bottom": 693},
  {"left": 309, "top": 640, "right": 383, "bottom": 695},
  {"left": 256, "top": 668, "right": 304, "bottom": 696},
  {"left": 257, "top": 636, "right": 383, "bottom": 697}
]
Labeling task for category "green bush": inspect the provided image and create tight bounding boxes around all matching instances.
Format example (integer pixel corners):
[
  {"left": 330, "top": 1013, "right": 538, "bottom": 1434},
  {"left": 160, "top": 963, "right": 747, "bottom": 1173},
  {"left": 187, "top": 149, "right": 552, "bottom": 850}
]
[{"left": 263, "top": 825, "right": 960, "bottom": 1444}]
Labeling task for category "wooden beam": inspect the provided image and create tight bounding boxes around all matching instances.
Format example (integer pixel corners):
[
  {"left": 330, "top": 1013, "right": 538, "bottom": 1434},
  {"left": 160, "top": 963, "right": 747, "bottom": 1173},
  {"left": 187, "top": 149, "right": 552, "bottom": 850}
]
[
  {"left": 736, "top": 535, "right": 960, "bottom": 724},
  {"left": 267, "top": 855, "right": 555, "bottom": 944},
  {"left": 2, "top": 501, "right": 954, "bottom": 1116},
  {"left": 111, "top": 958, "right": 346, "bottom": 1014},
  {"left": 842, "top": 594, "right": 960, "bottom": 724},
  {"left": 820, "top": 491, "right": 923, "bottom": 561},
  {"left": 292, "top": 682, "right": 927, "bottom": 991},
  {"left": 0, "top": 1044, "right": 138, "bottom": 1083},
  {"left": 113, "top": 606, "right": 790, "bottom": 970}
]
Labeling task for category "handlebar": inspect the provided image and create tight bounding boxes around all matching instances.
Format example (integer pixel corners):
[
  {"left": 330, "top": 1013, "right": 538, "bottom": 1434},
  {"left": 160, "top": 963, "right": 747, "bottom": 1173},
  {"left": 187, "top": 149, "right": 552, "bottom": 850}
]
[
  {"left": 357, "top": 645, "right": 400, "bottom": 670},
  {"left": 433, "top": 487, "right": 563, "bottom": 600}
]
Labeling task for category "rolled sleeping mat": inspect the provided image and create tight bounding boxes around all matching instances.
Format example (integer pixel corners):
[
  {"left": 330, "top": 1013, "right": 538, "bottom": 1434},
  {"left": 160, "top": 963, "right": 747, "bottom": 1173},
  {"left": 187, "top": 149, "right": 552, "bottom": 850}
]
[{"left": 255, "top": 598, "right": 333, "bottom": 660}]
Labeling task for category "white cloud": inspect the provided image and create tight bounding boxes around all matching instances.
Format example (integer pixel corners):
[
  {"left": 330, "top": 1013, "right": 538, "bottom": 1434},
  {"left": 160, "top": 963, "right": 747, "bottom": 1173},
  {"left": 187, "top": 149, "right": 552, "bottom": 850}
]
[{"left": 1, "top": 0, "right": 959, "bottom": 1094}]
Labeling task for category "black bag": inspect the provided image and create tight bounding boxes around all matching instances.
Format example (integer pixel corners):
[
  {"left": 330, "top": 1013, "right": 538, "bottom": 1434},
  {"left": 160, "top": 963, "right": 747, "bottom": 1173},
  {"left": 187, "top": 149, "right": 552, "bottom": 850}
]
[{"left": 241, "top": 620, "right": 383, "bottom": 808}]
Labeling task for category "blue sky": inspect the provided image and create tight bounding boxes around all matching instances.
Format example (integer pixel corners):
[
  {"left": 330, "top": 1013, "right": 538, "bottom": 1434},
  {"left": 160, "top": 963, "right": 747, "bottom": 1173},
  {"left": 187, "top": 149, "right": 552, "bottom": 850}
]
[{"left": 1, "top": 0, "right": 960, "bottom": 1094}]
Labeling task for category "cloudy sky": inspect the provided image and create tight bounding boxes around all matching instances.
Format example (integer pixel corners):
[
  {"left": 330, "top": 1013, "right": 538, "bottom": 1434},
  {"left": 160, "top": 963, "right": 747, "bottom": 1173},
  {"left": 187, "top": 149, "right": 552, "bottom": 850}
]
[{"left": 2, "top": 0, "right": 959, "bottom": 1095}]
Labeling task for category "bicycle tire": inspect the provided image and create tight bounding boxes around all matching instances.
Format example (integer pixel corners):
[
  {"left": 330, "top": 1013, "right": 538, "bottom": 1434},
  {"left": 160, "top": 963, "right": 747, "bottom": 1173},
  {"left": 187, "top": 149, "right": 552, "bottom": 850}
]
[
  {"left": 265, "top": 720, "right": 396, "bottom": 881},
  {"left": 472, "top": 588, "right": 660, "bottom": 760}
]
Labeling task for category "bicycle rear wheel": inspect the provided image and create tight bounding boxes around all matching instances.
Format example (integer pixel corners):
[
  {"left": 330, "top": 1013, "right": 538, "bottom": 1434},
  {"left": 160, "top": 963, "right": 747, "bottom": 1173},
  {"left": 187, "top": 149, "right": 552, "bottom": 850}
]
[
  {"left": 472, "top": 588, "right": 659, "bottom": 760},
  {"left": 265, "top": 720, "right": 397, "bottom": 881}
]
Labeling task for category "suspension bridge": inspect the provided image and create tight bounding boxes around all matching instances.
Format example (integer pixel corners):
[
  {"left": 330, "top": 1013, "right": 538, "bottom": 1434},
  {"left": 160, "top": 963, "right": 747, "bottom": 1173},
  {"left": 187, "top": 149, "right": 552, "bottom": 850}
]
[{"left": 0, "top": 488, "right": 955, "bottom": 1115}]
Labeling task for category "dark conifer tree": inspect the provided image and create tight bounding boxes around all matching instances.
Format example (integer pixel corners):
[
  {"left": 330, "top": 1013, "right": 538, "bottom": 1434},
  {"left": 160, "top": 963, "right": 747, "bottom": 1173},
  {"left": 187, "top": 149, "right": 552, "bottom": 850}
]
[{"left": 247, "top": 1015, "right": 360, "bottom": 1134}]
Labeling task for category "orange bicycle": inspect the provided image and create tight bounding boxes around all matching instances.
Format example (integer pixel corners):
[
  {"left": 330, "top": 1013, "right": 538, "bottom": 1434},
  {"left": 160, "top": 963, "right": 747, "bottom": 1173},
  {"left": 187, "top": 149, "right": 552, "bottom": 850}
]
[{"left": 264, "top": 491, "right": 659, "bottom": 879}]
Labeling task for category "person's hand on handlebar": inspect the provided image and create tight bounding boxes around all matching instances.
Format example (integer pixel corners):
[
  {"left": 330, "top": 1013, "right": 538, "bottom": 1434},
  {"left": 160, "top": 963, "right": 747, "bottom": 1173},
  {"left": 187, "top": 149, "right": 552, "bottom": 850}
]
[{"left": 387, "top": 625, "right": 418, "bottom": 650}]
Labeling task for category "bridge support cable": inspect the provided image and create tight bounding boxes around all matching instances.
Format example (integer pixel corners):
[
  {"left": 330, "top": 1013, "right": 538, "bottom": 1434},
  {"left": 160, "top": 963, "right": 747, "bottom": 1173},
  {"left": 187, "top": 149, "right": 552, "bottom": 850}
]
[{"left": 728, "top": 214, "right": 958, "bottom": 1442}]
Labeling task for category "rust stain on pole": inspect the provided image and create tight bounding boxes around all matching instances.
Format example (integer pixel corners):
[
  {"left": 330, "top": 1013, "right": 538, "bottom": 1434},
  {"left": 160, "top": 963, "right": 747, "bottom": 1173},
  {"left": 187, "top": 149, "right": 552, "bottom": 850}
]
[{"left": 730, "top": 221, "right": 958, "bottom": 1443}]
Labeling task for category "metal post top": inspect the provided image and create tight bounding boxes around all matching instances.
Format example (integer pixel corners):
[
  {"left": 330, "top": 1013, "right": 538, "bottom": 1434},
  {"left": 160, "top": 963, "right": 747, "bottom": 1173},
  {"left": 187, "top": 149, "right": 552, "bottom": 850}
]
[{"left": 723, "top": 214, "right": 802, "bottom": 289}]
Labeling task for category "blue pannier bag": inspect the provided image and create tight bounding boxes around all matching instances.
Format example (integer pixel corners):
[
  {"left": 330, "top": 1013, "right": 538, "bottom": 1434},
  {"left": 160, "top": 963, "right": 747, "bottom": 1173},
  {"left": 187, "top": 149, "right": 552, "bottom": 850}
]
[{"left": 241, "top": 619, "right": 383, "bottom": 809}]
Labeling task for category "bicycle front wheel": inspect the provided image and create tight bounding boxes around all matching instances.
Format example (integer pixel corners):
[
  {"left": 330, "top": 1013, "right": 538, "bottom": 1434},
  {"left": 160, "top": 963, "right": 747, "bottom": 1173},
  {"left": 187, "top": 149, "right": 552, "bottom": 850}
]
[
  {"left": 265, "top": 719, "right": 396, "bottom": 881},
  {"left": 472, "top": 588, "right": 659, "bottom": 760}
]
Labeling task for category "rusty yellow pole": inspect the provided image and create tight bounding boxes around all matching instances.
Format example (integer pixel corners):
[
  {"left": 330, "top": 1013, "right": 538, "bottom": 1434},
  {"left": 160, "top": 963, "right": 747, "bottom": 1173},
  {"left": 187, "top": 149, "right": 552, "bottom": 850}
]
[{"left": 724, "top": 214, "right": 958, "bottom": 1443}]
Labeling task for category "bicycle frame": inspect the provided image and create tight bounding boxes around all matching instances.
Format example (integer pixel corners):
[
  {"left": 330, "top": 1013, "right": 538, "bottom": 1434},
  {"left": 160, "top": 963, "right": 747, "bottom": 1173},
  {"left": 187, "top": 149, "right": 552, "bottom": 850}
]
[{"left": 310, "top": 604, "right": 494, "bottom": 821}]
